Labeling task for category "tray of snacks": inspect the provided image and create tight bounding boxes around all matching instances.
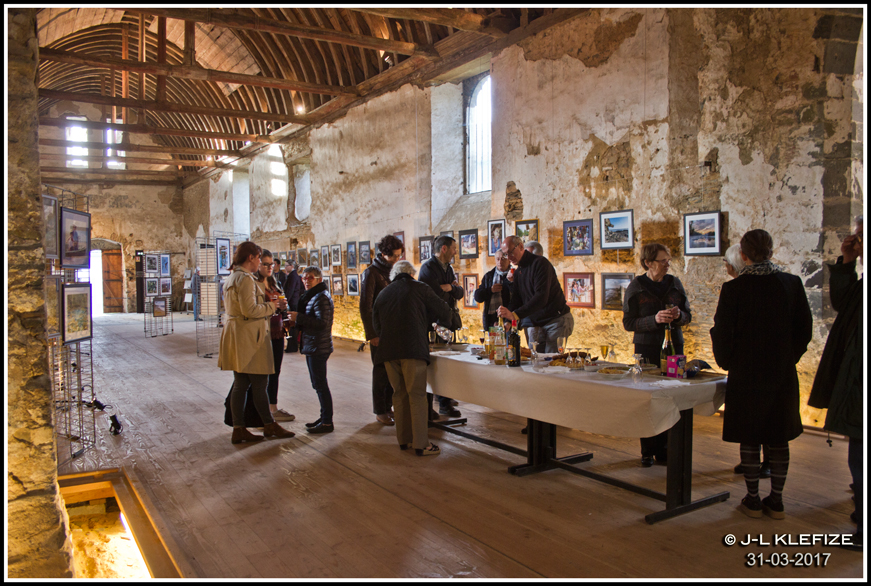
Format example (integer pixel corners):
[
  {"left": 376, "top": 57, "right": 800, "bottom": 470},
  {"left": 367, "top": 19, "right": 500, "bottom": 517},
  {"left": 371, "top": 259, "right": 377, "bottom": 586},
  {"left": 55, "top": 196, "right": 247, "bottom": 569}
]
[{"left": 596, "top": 366, "right": 631, "bottom": 380}]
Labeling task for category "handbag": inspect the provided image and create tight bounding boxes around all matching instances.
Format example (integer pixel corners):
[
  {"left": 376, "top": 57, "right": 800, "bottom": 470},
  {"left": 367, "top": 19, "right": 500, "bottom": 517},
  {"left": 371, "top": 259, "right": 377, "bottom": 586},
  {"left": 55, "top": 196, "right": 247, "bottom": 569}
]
[{"left": 223, "top": 382, "right": 264, "bottom": 427}]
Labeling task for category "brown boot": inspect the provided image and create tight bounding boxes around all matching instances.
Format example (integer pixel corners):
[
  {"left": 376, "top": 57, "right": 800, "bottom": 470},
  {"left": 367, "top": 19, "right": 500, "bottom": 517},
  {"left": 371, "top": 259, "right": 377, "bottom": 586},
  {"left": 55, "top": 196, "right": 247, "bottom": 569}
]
[
  {"left": 263, "top": 422, "right": 295, "bottom": 439},
  {"left": 231, "top": 427, "right": 264, "bottom": 444}
]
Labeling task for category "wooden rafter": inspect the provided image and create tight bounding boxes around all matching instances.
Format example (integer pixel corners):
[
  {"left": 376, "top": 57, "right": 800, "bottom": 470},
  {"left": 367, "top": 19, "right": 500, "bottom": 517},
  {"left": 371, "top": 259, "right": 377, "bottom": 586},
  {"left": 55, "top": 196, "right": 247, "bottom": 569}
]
[
  {"left": 40, "top": 166, "right": 194, "bottom": 177},
  {"left": 39, "top": 138, "right": 240, "bottom": 156},
  {"left": 351, "top": 8, "right": 513, "bottom": 38},
  {"left": 39, "top": 117, "right": 274, "bottom": 143},
  {"left": 38, "top": 176, "right": 181, "bottom": 186},
  {"left": 38, "top": 152, "right": 227, "bottom": 167}
]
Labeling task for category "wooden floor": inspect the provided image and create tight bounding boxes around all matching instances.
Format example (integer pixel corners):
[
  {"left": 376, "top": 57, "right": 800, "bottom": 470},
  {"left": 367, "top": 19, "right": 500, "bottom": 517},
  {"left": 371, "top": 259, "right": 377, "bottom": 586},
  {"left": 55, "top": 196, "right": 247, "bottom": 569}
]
[{"left": 60, "top": 313, "right": 863, "bottom": 579}]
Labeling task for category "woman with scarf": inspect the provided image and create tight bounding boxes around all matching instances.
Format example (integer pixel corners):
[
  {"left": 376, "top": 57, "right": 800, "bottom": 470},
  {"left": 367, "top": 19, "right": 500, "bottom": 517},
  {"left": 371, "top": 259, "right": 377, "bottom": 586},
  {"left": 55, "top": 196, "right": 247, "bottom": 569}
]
[
  {"left": 288, "top": 266, "right": 335, "bottom": 434},
  {"left": 711, "top": 229, "right": 813, "bottom": 520}
]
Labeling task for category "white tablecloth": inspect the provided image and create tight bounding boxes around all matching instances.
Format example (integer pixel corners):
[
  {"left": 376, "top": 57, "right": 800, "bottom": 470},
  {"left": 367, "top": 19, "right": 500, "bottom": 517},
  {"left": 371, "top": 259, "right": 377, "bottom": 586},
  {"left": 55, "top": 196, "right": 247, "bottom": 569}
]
[{"left": 426, "top": 351, "right": 726, "bottom": 438}]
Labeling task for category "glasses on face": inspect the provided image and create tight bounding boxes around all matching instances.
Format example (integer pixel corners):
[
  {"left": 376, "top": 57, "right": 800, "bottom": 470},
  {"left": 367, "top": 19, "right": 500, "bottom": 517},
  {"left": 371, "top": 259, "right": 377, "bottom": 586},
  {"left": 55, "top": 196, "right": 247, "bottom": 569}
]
[{"left": 260, "top": 262, "right": 273, "bottom": 268}]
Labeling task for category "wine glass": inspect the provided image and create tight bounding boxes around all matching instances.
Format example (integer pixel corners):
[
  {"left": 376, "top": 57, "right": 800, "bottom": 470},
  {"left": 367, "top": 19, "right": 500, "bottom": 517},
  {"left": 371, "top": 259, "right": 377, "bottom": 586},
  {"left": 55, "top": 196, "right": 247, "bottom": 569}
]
[
  {"left": 557, "top": 336, "right": 567, "bottom": 355},
  {"left": 580, "top": 346, "right": 592, "bottom": 367},
  {"left": 630, "top": 354, "right": 644, "bottom": 386},
  {"left": 600, "top": 343, "right": 611, "bottom": 363},
  {"left": 608, "top": 343, "right": 618, "bottom": 363}
]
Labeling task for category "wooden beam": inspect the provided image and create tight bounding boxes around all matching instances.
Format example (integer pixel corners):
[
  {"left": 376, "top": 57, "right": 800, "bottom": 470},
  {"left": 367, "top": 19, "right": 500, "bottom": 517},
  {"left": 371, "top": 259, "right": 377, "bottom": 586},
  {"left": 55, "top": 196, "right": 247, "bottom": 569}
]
[
  {"left": 156, "top": 16, "right": 166, "bottom": 102},
  {"left": 39, "top": 47, "right": 358, "bottom": 97},
  {"left": 39, "top": 117, "right": 274, "bottom": 143},
  {"left": 39, "top": 176, "right": 181, "bottom": 186},
  {"left": 39, "top": 138, "right": 240, "bottom": 156},
  {"left": 122, "top": 8, "right": 437, "bottom": 58},
  {"left": 40, "top": 166, "right": 193, "bottom": 177},
  {"left": 351, "top": 8, "right": 511, "bottom": 38},
  {"left": 38, "top": 152, "right": 226, "bottom": 167},
  {"left": 38, "top": 88, "right": 310, "bottom": 125}
]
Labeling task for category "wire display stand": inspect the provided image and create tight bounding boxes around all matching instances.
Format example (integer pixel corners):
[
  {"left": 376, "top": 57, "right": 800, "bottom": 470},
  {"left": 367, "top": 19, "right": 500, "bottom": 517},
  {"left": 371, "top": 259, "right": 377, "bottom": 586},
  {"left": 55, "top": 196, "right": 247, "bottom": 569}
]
[
  {"left": 195, "top": 231, "right": 248, "bottom": 358},
  {"left": 140, "top": 249, "right": 175, "bottom": 337},
  {"left": 144, "top": 297, "right": 175, "bottom": 336}
]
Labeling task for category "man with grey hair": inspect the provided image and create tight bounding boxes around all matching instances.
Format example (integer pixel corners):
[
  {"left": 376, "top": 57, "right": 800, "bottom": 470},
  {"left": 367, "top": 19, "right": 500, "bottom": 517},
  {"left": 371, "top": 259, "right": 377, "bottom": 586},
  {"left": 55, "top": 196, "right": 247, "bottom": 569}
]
[
  {"left": 373, "top": 260, "right": 452, "bottom": 456},
  {"left": 524, "top": 240, "right": 544, "bottom": 256}
]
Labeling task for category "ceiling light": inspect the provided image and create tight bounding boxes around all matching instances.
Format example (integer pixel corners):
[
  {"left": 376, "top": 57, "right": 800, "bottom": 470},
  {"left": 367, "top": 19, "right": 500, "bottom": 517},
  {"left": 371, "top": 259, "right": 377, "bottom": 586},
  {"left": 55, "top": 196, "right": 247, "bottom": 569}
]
[{"left": 296, "top": 106, "right": 305, "bottom": 114}]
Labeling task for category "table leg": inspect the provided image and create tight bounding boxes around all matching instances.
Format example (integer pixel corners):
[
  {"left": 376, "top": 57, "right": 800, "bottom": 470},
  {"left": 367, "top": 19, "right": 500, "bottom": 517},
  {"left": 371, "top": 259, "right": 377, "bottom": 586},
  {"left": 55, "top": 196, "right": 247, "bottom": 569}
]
[{"left": 509, "top": 419, "right": 593, "bottom": 476}]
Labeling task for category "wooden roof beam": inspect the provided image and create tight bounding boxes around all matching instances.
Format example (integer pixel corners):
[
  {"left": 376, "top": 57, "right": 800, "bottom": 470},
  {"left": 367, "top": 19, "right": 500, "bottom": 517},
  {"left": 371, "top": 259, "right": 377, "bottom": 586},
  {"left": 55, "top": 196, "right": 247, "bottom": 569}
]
[
  {"left": 351, "top": 8, "right": 514, "bottom": 38},
  {"left": 38, "top": 176, "right": 182, "bottom": 186},
  {"left": 39, "top": 116, "right": 274, "bottom": 143},
  {"left": 40, "top": 166, "right": 194, "bottom": 177},
  {"left": 38, "top": 152, "right": 227, "bottom": 167},
  {"left": 39, "top": 138, "right": 240, "bottom": 156}
]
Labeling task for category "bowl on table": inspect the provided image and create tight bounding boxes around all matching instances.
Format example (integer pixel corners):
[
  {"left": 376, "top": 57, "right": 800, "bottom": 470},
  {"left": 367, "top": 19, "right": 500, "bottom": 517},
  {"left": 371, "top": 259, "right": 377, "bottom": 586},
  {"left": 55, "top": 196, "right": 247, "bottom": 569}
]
[{"left": 596, "top": 366, "right": 630, "bottom": 380}]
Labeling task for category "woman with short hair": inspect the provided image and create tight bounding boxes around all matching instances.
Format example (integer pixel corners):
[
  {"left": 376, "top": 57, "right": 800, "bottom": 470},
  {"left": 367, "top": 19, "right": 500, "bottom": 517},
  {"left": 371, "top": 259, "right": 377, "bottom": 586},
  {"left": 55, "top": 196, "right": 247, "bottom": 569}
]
[
  {"left": 711, "top": 229, "right": 813, "bottom": 519},
  {"left": 255, "top": 249, "right": 295, "bottom": 422}
]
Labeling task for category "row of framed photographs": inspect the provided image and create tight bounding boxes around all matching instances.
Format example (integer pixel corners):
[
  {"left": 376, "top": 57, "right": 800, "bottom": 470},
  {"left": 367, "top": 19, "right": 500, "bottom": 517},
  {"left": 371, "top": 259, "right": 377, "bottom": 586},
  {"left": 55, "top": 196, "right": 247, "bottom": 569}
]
[
  {"left": 278, "top": 241, "right": 373, "bottom": 273},
  {"left": 45, "top": 279, "right": 93, "bottom": 344},
  {"left": 145, "top": 277, "right": 173, "bottom": 297},
  {"left": 457, "top": 272, "right": 635, "bottom": 312},
  {"left": 144, "top": 253, "right": 171, "bottom": 276},
  {"left": 324, "top": 273, "right": 358, "bottom": 297},
  {"left": 42, "top": 196, "right": 91, "bottom": 268}
]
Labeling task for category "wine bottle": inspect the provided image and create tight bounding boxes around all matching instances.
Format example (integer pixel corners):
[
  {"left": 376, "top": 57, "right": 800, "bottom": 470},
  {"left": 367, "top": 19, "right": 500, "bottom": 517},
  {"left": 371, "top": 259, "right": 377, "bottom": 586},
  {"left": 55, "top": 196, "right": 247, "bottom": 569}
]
[
  {"left": 660, "top": 328, "right": 676, "bottom": 375},
  {"left": 494, "top": 319, "right": 507, "bottom": 365},
  {"left": 507, "top": 320, "right": 522, "bottom": 367}
]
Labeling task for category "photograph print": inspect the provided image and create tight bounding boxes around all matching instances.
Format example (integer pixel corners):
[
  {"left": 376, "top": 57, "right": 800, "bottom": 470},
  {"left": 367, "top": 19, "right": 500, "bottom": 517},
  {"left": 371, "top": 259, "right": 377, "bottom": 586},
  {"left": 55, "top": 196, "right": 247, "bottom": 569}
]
[
  {"left": 601, "top": 273, "right": 634, "bottom": 311},
  {"left": 152, "top": 297, "right": 168, "bottom": 318},
  {"left": 145, "top": 277, "right": 159, "bottom": 297},
  {"left": 347, "top": 242, "right": 357, "bottom": 269},
  {"left": 159, "top": 277, "right": 172, "bottom": 296},
  {"left": 43, "top": 195, "right": 59, "bottom": 259},
  {"left": 393, "top": 231, "right": 406, "bottom": 260},
  {"left": 331, "top": 244, "right": 342, "bottom": 266},
  {"left": 160, "top": 253, "right": 171, "bottom": 277},
  {"left": 487, "top": 220, "right": 506, "bottom": 257},
  {"left": 684, "top": 211, "right": 722, "bottom": 256},
  {"left": 331, "top": 274, "right": 344, "bottom": 296},
  {"left": 347, "top": 274, "right": 360, "bottom": 296},
  {"left": 145, "top": 253, "right": 159, "bottom": 273},
  {"left": 297, "top": 248, "right": 309, "bottom": 266},
  {"left": 319, "top": 245, "right": 329, "bottom": 270},
  {"left": 419, "top": 236, "right": 434, "bottom": 263},
  {"left": 563, "top": 219, "right": 594, "bottom": 256},
  {"left": 515, "top": 219, "right": 539, "bottom": 243},
  {"left": 359, "top": 241, "right": 371, "bottom": 265},
  {"left": 216, "top": 238, "right": 232, "bottom": 275},
  {"left": 62, "top": 282, "right": 92, "bottom": 344},
  {"left": 458, "top": 229, "right": 479, "bottom": 260},
  {"left": 60, "top": 207, "right": 91, "bottom": 269},
  {"left": 462, "top": 274, "right": 479, "bottom": 308},
  {"left": 563, "top": 272, "right": 595, "bottom": 308},
  {"left": 599, "top": 210, "right": 635, "bottom": 250},
  {"left": 310, "top": 248, "right": 320, "bottom": 270}
]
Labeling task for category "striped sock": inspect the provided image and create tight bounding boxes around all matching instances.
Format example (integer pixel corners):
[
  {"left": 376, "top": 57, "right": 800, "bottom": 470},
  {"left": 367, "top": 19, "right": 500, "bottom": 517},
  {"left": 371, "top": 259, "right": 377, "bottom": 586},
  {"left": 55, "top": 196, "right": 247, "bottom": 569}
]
[
  {"left": 767, "top": 443, "right": 790, "bottom": 504},
  {"left": 740, "top": 444, "right": 761, "bottom": 499}
]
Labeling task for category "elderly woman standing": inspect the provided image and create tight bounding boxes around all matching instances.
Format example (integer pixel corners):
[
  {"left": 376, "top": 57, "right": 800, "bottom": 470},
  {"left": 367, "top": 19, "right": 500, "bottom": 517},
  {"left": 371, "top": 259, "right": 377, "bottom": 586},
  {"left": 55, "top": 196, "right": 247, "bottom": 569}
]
[
  {"left": 711, "top": 229, "right": 812, "bottom": 519},
  {"left": 219, "top": 241, "right": 295, "bottom": 444},
  {"left": 622, "top": 243, "right": 692, "bottom": 467},
  {"left": 288, "top": 266, "right": 335, "bottom": 434}
]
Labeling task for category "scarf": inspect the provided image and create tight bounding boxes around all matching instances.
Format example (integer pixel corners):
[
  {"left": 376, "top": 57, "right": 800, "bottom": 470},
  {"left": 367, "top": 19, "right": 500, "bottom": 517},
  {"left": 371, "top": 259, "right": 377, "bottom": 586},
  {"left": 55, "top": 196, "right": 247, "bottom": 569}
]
[
  {"left": 489, "top": 267, "right": 508, "bottom": 314},
  {"left": 297, "top": 280, "right": 328, "bottom": 313},
  {"left": 739, "top": 260, "right": 783, "bottom": 276}
]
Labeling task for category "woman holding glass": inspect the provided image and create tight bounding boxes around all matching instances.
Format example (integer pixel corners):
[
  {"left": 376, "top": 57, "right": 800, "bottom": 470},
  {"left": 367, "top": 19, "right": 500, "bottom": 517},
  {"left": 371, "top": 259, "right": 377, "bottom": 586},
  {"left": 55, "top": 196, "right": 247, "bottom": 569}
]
[{"left": 622, "top": 243, "right": 692, "bottom": 467}]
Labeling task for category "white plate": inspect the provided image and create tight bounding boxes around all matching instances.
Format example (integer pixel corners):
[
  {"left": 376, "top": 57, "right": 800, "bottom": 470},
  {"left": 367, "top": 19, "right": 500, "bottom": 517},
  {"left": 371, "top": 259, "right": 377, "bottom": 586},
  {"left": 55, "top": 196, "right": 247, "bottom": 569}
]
[{"left": 596, "top": 369, "right": 630, "bottom": 380}]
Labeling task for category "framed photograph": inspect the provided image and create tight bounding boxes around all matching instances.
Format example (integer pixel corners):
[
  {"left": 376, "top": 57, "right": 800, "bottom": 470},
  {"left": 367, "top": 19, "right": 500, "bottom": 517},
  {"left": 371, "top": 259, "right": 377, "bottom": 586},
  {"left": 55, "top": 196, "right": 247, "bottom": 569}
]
[
  {"left": 310, "top": 248, "right": 320, "bottom": 269},
  {"left": 347, "top": 274, "right": 360, "bottom": 296},
  {"left": 43, "top": 195, "right": 59, "bottom": 259},
  {"left": 684, "top": 211, "right": 723, "bottom": 256},
  {"left": 145, "top": 277, "right": 159, "bottom": 297},
  {"left": 289, "top": 250, "right": 297, "bottom": 264},
  {"left": 563, "top": 219, "right": 594, "bottom": 256},
  {"left": 347, "top": 242, "right": 357, "bottom": 269},
  {"left": 393, "top": 231, "right": 406, "bottom": 260},
  {"left": 601, "top": 273, "right": 634, "bottom": 311},
  {"left": 315, "top": 245, "right": 326, "bottom": 270},
  {"left": 359, "top": 241, "right": 371, "bottom": 265},
  {"left": 45, "top": 276, "right": 62, "bottom": 338},
  {"left": 600, "top": 210, "right": 635, "bottom": 250},
  {"left": 331, "top": 274, "right": 344, "bottom": 296},
  {"left": 216, "top": 238, "right": 232, "bottom": 275},
  {"left": 462, "top": 274, "right": 479, "bottom": 308},
  {"left": 330, "top": 244, "right": 342, "bottom": 267},
  {"left": 297, "top": 248, "right": 309, "bottom": 266},
  {"left": 60, "top": 207, "right": 91, "bottom": 269},
  {"left": 62, "top": 282, "right": 92, "bottom": 344},
  {"left": 159, "top": 253, "right": 171, "bottom": 277},
  {"left": 159, "top": 277, "right": 172, "bottom": 296},
  {"left": 419, "top": 236, "right": 434, "bottom": 262},
  {"left": 145, "top": 254, "right": 159, "bottom": 273},
  {"left": 564, "top": 272, "right": 595, "bottom": 308},
  {"left": 152, "top": 297, "right": 168, "bottom": 318},
  {"left": 515, "top": 219, "right": 539, "bottom": 243},
  {"left": 487, "top": 220, "right": 506, "bottom": 257},
  {"left": 458, "top": 229, "right": 478, "bottom": 259}
]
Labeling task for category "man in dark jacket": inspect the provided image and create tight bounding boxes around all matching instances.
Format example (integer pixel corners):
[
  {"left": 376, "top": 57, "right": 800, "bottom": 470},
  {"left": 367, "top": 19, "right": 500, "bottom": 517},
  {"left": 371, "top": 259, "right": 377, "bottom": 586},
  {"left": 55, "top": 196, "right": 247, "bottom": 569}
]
[
  {"left": 473, "top": 248, "right": 512, "bottom": 331},
  {"left": 373, "top": 260, "right": 452, "bottom": 456},
  {"left": 360, "top": 234, "right": 404, "bottom": 425},
  {"left": 418, "top": 235, "right": 464, "bottom": 418},
  {"left": 497, "top": 236, "right": 573, "bottom": 352},
  {"left": 283, "top": 261, "right": 303, "bottom": 352},
  {"left": 808, "top": 219, "right": 863, "bottom": 550},
  {"left": 275, "top": 259, "right": 287, "bottom": 289}
]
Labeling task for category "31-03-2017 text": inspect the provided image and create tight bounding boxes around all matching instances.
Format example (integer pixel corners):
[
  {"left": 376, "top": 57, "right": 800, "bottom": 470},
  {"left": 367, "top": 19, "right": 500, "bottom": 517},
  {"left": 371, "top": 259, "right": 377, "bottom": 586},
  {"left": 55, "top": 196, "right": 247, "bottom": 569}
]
[{"left": 745, "top": 552, "right": 830, "bottom": 567}]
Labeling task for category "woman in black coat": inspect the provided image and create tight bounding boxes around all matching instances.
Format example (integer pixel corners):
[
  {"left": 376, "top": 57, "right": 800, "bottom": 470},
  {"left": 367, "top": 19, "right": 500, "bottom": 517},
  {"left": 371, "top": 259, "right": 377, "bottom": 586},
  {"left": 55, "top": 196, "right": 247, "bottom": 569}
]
[
  {"left": 288, "top": 266, "right": 335, "bottom": 434},
  {"left": 710, "top": 229, "right": 813, "bottom": 520}
]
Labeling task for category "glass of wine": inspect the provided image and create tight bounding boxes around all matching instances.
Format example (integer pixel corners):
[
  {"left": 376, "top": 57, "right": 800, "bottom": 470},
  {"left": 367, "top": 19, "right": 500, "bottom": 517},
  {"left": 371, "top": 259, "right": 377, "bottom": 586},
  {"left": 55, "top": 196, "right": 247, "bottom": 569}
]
[
  {"left": 600, "top": 343, "right": 611, "bottom": 363},
  {"left": 557, "top": 336, "right": 567, "bottom": 355}
]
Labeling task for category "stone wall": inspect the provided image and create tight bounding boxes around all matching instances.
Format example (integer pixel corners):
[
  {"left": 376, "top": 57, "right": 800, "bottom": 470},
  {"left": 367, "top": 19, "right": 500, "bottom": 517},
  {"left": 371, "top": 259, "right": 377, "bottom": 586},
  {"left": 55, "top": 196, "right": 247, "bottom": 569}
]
[{"left": 7, "top": 7, "right": 75, "bottom": 578}]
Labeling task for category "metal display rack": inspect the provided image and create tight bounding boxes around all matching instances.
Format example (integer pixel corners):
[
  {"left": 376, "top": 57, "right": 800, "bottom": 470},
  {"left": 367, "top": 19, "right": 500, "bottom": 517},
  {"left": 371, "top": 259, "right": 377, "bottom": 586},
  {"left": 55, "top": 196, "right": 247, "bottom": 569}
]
[
  {"left": 140, "top": 249, "right": 174, "bottom": 337},
  {"left": 195, "top": 231, "right": 248, "bottom": 358}
]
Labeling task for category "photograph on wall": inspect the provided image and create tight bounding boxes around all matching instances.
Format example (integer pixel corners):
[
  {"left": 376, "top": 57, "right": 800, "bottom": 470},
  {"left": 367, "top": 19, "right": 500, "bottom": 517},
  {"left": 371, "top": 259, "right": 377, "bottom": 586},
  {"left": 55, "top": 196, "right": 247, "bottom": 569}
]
[
  {"left": 462, "top": 274, "right": 479, "bottom": 308},
  {"left": 563, "top": 219, "right": 594, "bottom": 256},
  {"left": 487, "top": 220, "right": 506, "bottom": 257},
  {"left": 331, "top": 274, "right": 344, "bottom": 296},
  {"left": 159, "top": 277, "right": 172, "bottom": 296},
  {"left": 216, "top": 238, "right": 232, "bottom": 275},
  {"left": 331, "top": 244, "right": 342, "bottom": 266},
  {"left": 316, "top": 245, "right": 326, "bottom": 270},
  {"left": 458, "top": 229, "right": 478, "bottom": 259},
  {"left": 160, "top": 253, "right": 171, "bottom": 277},
  {"left": 393, "top": 231, "right": 406, "bottom": 260},
  {"left": 45, "top": 276, "right": 61, "bottom": 338},
  {"left": 564, "top": 272, "right": 595, "bottom": 308},
  {"left": 347, "top": 242, "right": 357, "bottom": 269},
  {"left": 297, "top": 248, "right": 309, "bottom": 266},
  {"left": 359, "top": 241, "right": 371, "bottom": 265},
  {"left": 601, "top": 273, "right": 634, "bottom": 311},
  {"left": 43, "top": 195, "right": 59, "bottom": 259},
  {"left": 145, "top": 254, "right": 159, "bottom": 273},
  {"left": 515, "top": 219, "right": 539, "bottom": 243},
  {"left": 152, "top": 297, "right": 168, "bottom": 318},
  {"left": 309, "top": 248, "right": 320, "bottom": 270},
  {"left": 347, "top": 274, "right": 359, "bottom": 296},
  {"left": 60, "top": 207, "right": 91, "bottom": 269},
  {"left": 62, "top": 282, "right": 92, "bottom": 344},
  {"left": 145, "top": 277, "right": 159, "bottom": 297},
  {"left": 289, "top": 250, "right": 297, "bottom": 264},
  {"left": 419, "top": 236, "right": 434, "bottom": 263},
  {"left": 600, "top": 210, "right": 635, "bottom": 250},
  {"left": 684, "top": 211, "right": 722, "bottom": 256}
]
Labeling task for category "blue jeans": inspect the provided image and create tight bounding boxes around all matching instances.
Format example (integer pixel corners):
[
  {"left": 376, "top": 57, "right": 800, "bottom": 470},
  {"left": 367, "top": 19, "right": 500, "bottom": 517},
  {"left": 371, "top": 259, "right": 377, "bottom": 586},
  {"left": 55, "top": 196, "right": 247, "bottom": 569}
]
[{"left": 306, "top": 354, "right": 333, "bottom": 424}]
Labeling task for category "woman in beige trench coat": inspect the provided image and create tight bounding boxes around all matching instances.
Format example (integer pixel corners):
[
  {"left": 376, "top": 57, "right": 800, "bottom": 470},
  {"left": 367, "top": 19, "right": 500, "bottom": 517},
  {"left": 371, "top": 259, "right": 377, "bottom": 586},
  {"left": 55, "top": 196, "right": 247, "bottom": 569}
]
[{"left": 218, "top": 241, "right": 295, "bottom": 444}]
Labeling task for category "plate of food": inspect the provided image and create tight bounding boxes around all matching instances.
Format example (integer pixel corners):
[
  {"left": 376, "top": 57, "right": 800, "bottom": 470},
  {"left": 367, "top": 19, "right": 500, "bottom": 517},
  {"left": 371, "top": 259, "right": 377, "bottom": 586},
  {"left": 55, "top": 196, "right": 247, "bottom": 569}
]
[{"left": 596, "top": 366, "right": 630, "bottom": 380}]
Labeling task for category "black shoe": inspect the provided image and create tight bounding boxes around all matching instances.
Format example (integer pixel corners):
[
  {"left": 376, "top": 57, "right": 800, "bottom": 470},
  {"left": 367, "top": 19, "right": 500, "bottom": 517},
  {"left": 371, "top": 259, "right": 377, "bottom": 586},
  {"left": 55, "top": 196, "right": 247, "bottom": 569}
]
[
  {"left": 439, "top": 407, "right": 461, "bottom": 418},
  {"left": 399, "top": 443, "right": 410, "bottom": 451},
  {"left": 740, "top": 495, "right": 763, "bottom": 518},
  {"left": 761, "top": 495, "right": 785, "bottom": 520},
  {"left": 733, "top": 463, "right": 744, "bottom": 474},
  {"left": 428, "top": 409, "right": 441, "bottom": 421},
  {"left": 304, "top": 418, "right": 322, "bottom": 428},
  {"left": 450, "top": 400, "right": 459, "bottom": 406},
  {"left": 759, "top": 462, "right": 772, "bottom": 479},
  {"left": 306, "top": 422, "right": 334, "bottom": 434},
  {"left": 641, "top": 456, "right": 654, "bottom": 467},
  {"left": 521, "top": 426, "right": 528, "bottom": 434}
]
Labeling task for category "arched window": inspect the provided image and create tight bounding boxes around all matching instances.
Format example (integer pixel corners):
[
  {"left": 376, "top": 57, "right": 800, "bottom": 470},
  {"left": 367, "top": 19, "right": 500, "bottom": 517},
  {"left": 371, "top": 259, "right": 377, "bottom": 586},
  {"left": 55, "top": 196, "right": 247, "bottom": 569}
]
[{"left": 466, "top": 75, "right": 491, "bottom": 194}]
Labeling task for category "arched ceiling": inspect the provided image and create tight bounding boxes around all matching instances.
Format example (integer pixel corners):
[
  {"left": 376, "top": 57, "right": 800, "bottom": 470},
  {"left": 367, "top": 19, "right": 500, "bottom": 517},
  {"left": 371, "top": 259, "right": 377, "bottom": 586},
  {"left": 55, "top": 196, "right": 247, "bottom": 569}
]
[{"left": 35, "top": 7, "right": 587, "bottom": 188}]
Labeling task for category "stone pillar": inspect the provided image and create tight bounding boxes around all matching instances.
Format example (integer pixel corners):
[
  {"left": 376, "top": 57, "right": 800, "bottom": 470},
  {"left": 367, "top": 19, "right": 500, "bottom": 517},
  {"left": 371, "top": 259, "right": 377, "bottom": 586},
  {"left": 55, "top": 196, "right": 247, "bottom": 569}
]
[{"left": 7, "top": 8, "right": 76, "bottom": 578}]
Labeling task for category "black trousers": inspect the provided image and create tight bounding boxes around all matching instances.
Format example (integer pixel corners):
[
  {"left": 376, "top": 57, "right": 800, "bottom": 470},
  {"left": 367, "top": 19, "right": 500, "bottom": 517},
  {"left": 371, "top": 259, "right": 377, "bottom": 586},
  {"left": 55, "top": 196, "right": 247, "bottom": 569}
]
[
  {"left": 267, "top": 337, "right": 284, "bottom": 405},
  {"left": 370, "top": 349, "right": 394, "bottom": 415},
  {"left": 306, "top": 354, "right": 333, "bottom": 424}
]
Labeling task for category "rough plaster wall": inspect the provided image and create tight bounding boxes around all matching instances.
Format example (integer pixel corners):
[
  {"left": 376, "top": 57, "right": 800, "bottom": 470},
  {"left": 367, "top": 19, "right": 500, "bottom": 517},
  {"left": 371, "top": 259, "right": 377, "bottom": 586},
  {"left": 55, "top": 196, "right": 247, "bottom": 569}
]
[
  {"left": 430, "top": 82, "right": 466, "bottom": 228},
  {"left": 232, "top": 170, "right": 250, "bottom": 236},
  {"left": 208, "top": 171, "right": 234, "bottom": 236},
  {"left": 8, "top": 8, "right": 75, "bottom": 577},
  {"left": 182, "top": 179, "right": 210, "bottom": 269},
  {"left": 249, "top": 148, "right": 289, "bottom": 237}
]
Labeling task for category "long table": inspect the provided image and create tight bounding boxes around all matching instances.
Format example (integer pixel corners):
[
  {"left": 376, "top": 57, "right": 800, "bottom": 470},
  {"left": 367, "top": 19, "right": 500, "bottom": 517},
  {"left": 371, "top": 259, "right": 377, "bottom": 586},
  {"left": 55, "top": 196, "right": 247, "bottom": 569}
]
[{"left": 425, "top": 349, "right": 730, "bottom": 524}]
